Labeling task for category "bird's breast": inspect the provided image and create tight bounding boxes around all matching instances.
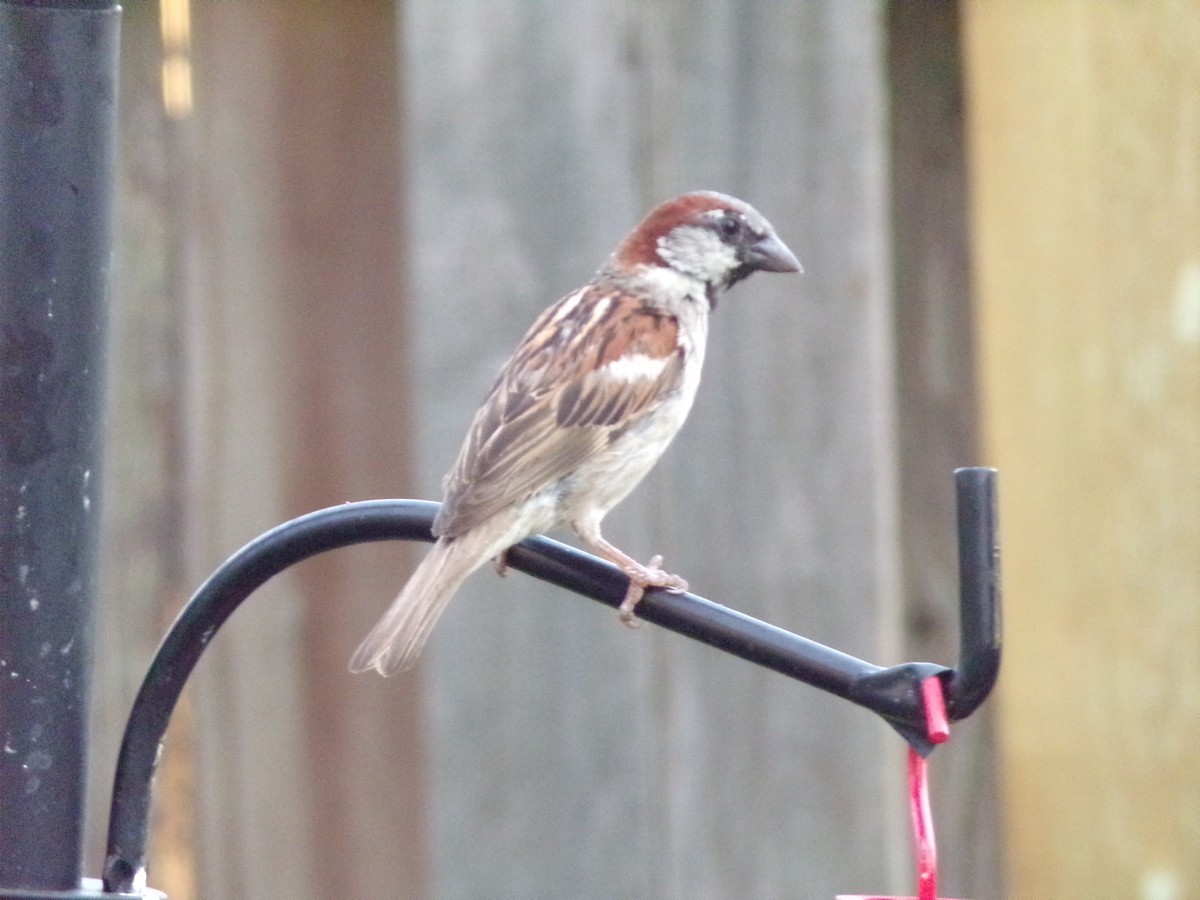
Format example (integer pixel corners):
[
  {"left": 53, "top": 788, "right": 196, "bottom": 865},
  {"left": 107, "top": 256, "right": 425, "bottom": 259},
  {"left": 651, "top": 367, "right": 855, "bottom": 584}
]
[{"left": 556, "top": 346, "right": 704, "bottom": 520}]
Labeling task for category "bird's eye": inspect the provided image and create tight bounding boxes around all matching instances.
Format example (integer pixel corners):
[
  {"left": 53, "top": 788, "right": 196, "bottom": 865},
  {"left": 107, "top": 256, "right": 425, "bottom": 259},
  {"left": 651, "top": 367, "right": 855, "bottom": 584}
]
[{"left": 717, "top": 213, "right": 741, "bottom": 239}]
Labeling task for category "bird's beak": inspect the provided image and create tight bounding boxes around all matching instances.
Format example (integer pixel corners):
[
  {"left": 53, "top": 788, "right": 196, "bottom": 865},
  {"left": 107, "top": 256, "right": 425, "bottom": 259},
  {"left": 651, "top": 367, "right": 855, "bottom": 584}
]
[{"left": 745, "top": 232, "right": 802, "bottom": 274}]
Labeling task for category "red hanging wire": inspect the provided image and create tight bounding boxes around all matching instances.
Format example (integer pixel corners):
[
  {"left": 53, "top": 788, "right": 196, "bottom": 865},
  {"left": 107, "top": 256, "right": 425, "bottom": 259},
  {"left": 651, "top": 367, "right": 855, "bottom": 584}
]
[
  {"left": 908, "top": 747, "right": 937, "bottom": 900},
  {"left": 922, "top": 675, "right": 950, "bottom": 745},
  {"left": 913, "top": 675, "right": 949, "bottom": 900},
  {"left": 838, "top": 675, "right": 958, "bottom": 900}
]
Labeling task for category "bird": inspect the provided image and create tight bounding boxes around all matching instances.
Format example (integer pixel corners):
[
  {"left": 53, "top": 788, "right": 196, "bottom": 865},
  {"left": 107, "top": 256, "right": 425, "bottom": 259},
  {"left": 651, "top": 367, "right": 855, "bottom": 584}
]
[{"left": 350, "top": 190, "right": 801, "bottom": 676}]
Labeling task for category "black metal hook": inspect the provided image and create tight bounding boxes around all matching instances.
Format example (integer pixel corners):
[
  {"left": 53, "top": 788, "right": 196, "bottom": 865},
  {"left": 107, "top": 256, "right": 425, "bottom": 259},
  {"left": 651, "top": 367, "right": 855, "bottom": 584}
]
[{"left": 101, "top": 467, "right": 1000, "bottom": 894}]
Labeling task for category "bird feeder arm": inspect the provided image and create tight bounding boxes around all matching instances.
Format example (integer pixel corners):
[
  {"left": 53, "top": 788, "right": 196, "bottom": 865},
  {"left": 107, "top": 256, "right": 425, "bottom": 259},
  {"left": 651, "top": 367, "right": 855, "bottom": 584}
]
[{"left": 101, "top": 467, "right": 1000, "bottom": 895}]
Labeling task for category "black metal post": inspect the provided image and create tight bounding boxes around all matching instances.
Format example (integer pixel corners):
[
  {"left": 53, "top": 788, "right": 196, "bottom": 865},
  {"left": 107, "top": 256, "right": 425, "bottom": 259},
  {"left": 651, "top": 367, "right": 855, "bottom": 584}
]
[{"left": 0, "top": 0, "right": 121, "bottom": 894}]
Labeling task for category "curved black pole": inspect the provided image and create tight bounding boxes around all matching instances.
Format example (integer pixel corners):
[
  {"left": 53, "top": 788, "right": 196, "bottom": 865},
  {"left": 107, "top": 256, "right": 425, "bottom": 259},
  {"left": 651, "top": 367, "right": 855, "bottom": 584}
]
[{"left": 103, "top": 469, "right": 1000, "bottom": 894}]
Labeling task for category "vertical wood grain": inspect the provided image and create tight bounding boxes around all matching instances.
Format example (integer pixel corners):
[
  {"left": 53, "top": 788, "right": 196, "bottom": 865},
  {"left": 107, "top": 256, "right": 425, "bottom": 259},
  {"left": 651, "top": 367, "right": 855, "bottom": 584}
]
[
  {"left": 403, "top": 6, "right": 651, "bottom": 896},
  {"left": 964, "top": 2, "right": 1200, "bottom": 895},
  {"left": 99, "top": 5, "right": 421, "bottom": 898},
  {"left": 181, "top": 9, "right": 315, "bottom": 897},
  {"left": 271, "top": 7, "right": 425, "bottom": 900},
  {"left": 887, "top": 4, "right": 1002, "bottom": 897},
  {"left": 93, "top": 4, "right": 1002, "bottom": 898},
  {"left": 179, "top": 6, "right": 418, "bottom": 898},
  {"left": 636, "top": 4, "right": 910, "bottom": 897},
  {"left": 91, "top": 4, "right": 196, "bottom": 897},
  {"left": 406, "top": 2, "right": 914, "bottom": 896}
]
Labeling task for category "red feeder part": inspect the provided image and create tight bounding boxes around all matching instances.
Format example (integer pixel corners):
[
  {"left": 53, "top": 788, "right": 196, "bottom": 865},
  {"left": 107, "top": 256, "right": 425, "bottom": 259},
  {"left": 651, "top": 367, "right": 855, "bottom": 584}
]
[
  {"left": 921, "top": 675, "right": 950, "bottom": 745},
  {"left": 837, "top": 677, "right": 969, "bottom": 900}
]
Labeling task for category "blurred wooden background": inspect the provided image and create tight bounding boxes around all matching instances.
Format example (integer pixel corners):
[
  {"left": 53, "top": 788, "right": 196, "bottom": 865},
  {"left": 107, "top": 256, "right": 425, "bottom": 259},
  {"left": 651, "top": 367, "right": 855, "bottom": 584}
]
[
  {"left": 87, "top": 2, "right": 1198, "bottom": 899},
  {"left": 965, "top": 3, "right": 1200, "bottom": 898}
]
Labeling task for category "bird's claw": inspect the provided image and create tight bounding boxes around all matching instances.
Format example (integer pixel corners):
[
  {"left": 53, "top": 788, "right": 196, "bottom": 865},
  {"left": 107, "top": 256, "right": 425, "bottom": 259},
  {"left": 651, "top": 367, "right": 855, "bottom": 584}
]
[
  {"left": 617, "top": 554, "right": 688, "bottom": 628},
  {"left": 493, "top": 549, "right": 510, "bottom": 578}
]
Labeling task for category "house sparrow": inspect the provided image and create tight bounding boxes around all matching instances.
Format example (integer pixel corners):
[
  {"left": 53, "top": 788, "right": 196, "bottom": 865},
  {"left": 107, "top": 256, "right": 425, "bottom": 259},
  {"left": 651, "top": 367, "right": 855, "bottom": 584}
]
[{"left": 351, "top": 191, "right": 800, "bottom": 676}]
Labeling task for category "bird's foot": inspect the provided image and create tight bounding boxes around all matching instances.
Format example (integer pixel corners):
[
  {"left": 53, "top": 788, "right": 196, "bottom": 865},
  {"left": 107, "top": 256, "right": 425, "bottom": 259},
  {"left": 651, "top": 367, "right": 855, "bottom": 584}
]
[
  {"left": 492, "top": 549, "right": 510, "bottom": 578},
  {"left": 617, "top": 554, "right": 688, "bottom": 628}
]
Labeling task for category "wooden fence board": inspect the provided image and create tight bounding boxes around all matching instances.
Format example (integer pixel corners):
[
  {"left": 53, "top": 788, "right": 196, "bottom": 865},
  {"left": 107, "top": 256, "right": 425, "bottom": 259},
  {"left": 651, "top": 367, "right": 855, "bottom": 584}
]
[
  {"left": 91, "top": 4, "right": 998, "bottom": 898},
  {"left": 406, "top": 3, "right": 922, "bottom": 896},
  {"left": 888, "top": 4, "right": 1002, "bottom": 896},
  {"left": 96, "top": 5, "right": 421, "bottom": 899},
  {"left": 965, "top": 2, "right": 1200, "bottom": 895}
]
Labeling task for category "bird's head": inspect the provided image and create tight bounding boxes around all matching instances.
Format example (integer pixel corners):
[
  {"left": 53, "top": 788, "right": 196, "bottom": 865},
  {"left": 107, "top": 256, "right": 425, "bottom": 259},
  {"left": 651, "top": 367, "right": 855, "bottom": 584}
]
[{"left": 612, "top": 191, "right": 801, "bottom": 299}]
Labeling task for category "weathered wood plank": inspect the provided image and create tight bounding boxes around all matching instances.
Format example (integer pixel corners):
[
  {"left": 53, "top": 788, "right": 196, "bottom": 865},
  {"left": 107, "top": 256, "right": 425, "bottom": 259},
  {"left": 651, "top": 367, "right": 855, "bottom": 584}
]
[
  {"left": 269, "top": 7, "right": 425, "bottom": 900},
  {"left": 146, "top": 5, "right": 418, "bottom": 898},
  {"left": 633, "top": 4, "right": 909, "bottom": 897},
  {"left": 90, "top": 4, "right": 195, "bottom": 896},
  {"left": 95, "top": 4, "right": 1000, "bottom": 898},
  {"left": 403, "top": 5, "right": 651, "bottom": 896},
  {"left": 180, "top": 9, "right": 317, "bottom": 897},
  {"left": 965, "top": 2, "right": 1200, "bottom": 895},
  {"left": 888, "top": 4, "right": 1002, "bottom": 897},
  {"left": 407, "top": 2, "right": 913, "bottom": 896}
]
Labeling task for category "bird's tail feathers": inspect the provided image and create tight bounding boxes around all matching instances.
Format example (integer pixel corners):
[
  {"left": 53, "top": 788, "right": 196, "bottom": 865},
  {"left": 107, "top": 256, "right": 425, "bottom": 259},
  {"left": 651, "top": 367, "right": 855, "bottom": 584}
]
[{"left": 349, "top": 533, "right": 494, "bottom": 676}]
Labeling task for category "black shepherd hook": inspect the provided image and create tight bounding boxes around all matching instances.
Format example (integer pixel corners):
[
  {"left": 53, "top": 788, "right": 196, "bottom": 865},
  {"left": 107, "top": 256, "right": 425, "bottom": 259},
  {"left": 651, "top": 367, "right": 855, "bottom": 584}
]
[{"left": 101, "top": 467, "right": 1000, "bottom": 894}]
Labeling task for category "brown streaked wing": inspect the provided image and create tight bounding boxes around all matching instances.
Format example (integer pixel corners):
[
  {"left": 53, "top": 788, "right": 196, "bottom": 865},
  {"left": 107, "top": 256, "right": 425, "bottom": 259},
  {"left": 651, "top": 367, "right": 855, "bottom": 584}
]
[
  {"left": 556, "top": 349, "right": 684, "bottom": 429},
  {"left": 432, "top": 288, "right": 684, "bottom": 538}
]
